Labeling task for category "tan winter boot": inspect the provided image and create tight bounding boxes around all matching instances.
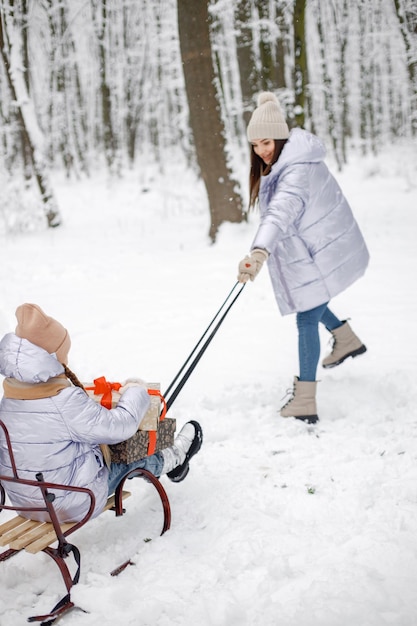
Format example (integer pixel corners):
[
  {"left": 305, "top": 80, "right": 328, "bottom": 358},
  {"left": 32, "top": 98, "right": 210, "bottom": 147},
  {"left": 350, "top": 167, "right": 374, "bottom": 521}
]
[
  {"left": 322, "top": 321, "right": 366, "bottom": 369},
  {"left": 280, "top": 377, "right": 318, "bottom": 424}
]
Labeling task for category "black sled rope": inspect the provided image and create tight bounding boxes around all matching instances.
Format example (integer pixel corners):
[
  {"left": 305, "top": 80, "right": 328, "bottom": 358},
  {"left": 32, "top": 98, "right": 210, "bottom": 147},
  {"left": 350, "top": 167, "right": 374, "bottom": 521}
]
[{"left": 163, "top": 282, "right": 245, "bottom": 412}]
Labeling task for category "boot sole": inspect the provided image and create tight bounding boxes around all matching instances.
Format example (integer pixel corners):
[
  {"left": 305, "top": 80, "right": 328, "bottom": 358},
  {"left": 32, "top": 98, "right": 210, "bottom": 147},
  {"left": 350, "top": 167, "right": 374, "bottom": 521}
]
[
  {"left": 167, "top": 421, "right": 203, "bottom": 483},
  {"left": 295, "top": 414, "right": 319, "bottom": 424},
  {"left": 281, "top": 413, "right": 319, "bottom": 424},
  {"left": 322, "top": 344, "right": 367, "bottom": 369}
]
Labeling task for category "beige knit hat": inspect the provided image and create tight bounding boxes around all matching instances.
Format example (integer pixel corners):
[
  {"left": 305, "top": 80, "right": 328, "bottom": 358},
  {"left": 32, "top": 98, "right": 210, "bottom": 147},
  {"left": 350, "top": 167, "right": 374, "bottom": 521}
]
[
  {"left": 247, "top": 92, "right": 289, "bottom": 142},
  {"left": 15, "top": 303, "right": 71, "bottom": 364}
]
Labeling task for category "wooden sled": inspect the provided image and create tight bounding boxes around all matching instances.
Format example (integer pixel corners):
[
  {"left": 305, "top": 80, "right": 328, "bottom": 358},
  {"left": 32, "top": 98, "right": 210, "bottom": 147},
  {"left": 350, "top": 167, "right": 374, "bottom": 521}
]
[{"left": 0, "top": 419, "right": 171, "bottom": 624}]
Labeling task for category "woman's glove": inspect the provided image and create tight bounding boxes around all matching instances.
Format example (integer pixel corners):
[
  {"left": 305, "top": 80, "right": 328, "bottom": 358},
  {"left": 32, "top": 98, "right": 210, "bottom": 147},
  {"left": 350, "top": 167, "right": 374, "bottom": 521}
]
[
  {"left": 237, "top": 248, "right": 269, "bottom": 283},
  {"left": 119, "top": 378, "right": 148, "bottom": 395}
]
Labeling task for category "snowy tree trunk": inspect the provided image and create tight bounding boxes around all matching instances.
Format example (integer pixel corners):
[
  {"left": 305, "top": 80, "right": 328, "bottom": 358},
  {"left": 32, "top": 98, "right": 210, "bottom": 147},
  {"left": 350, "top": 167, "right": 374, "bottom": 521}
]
[
  {"left": 234, "top": 0, "right": 258, "bottom": 126},
  {"left": 235, "top": 1, "right": 289, "bottom": 126},
  {"left": 177, "top": 0, "right": 244, "bottom": 242},
  {"left": 0, "top": 3, "right": 61, "bottom": 227},
  {"left": 121, "top": 3, "right": 144, "bottom": 164},
  {"left": 91, "top": 0, "right": 118, "bottom": 170},
  {"left": 43, "top": 0, "right": 89, "bottom": 176},
  {"left": 393, "top": 0, "right": 417, "bottom": 135},
  {"left": 358, "top": 1, "right": 377, "bottom": 155},
  {"left": 338, "top": 0, "right": 349, "bottom": 164},
  {"left": 256, "top": 0, "right": 276, "bottom": 90},
  {"left": 293, "top": 0, "right": 307, "bottom": 128},
  {"left": 313, "top": 2, "right": 343, "bottom": 170}
]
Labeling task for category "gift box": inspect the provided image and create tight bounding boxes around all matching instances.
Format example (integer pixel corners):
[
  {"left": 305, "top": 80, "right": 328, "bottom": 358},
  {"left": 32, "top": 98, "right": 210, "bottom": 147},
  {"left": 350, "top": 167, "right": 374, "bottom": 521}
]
[
  {"left": 84, "top": 378, "right": 161, "bottom": 431},
  {"left": 109, "top": 417, "right": 176, "bottom": 464},
  {"left": 84, "top": 377, "right": 176, "bottom": 463}
]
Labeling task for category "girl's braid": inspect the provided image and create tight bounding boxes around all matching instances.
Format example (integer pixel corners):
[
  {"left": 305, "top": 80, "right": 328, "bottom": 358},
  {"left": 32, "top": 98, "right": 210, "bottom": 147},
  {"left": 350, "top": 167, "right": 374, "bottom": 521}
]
[{"left": 62, "top": 364, "right": 87, "bottom": 393}]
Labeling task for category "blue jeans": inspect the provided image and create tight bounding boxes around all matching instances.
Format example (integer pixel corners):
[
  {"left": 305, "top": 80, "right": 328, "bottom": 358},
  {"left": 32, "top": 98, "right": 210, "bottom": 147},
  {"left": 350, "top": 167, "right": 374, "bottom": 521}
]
[
  {"left": 107, "top": 451, "right": 165, "bottom": 496},
  {"left": 296, "top": 303, "right": 342, "bottom": 381}
]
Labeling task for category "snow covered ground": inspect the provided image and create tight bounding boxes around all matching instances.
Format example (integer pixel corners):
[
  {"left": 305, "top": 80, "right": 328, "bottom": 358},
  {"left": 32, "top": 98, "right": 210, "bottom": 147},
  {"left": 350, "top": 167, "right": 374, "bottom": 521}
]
[{"left": 0, "top": 143, "right": 417, "bottom": 625}]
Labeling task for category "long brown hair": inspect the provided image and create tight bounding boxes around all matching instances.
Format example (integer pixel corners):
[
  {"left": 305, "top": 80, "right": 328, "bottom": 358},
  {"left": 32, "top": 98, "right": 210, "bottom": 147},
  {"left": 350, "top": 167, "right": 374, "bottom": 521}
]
[{"left": 249, "top": 139, "right": 288, "bottom": 209}]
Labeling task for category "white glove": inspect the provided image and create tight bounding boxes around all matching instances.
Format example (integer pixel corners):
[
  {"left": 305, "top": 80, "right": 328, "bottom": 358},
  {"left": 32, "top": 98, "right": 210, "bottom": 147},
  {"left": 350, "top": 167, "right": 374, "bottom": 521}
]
[
  {"left": 119, "top": 378, "right": 148, "bottom": 395},
  {"left": 237, "top": 248, "right": 269, "bottom": 283}
]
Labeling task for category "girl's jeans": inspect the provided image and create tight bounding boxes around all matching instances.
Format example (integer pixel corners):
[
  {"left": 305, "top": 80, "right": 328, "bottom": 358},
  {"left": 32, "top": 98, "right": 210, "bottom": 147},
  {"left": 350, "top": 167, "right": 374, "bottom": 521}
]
[
  {"left": 296, "top": 303, "right": 342, "bottom": 381},
  {"left": 107, "top": 451, "right": 165, "bottom": 496}
]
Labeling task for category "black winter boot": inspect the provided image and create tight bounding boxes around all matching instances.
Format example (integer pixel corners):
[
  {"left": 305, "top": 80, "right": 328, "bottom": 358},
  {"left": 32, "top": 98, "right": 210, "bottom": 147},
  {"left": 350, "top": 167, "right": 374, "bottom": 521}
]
[{"left": 162, "top": 421, "right": 203, "bottom": 483}]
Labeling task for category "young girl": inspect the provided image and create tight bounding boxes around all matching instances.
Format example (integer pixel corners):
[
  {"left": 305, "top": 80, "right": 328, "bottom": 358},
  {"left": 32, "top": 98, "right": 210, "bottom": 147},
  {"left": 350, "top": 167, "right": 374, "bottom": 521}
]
[
  {"left": 0, "top": 303, "right": 203, "bottom": 522},
  {"left": 238, "top": 92, "right": 369, "bottom": 423}
]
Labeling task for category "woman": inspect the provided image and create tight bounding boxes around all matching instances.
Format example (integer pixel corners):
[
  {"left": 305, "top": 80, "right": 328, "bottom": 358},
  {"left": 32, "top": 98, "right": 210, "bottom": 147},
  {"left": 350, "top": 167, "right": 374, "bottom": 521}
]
[
  {"left": 237, "top": 92, "right": 369, "bottom": 423},
  {"left": 0, "top": 303, "right": 203, "bottom": 522}
]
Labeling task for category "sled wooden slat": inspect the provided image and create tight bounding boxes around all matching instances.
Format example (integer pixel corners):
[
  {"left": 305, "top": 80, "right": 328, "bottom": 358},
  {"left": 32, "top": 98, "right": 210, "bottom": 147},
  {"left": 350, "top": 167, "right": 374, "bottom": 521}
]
[
  {"left": 0, "top": 517, "right": 40, "bottom": 546},
  {"left": 15, "top": 521, "right": 77, "bottom": 553},
  {"left": 0, "top": 515, "right": 30, "bottom": 540}
]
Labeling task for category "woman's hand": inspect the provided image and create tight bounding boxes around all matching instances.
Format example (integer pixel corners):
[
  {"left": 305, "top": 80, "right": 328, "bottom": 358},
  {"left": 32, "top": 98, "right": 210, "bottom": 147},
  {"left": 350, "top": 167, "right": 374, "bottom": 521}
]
[{"left": 237, "top": 248, "right": 269, "bottom": 283}]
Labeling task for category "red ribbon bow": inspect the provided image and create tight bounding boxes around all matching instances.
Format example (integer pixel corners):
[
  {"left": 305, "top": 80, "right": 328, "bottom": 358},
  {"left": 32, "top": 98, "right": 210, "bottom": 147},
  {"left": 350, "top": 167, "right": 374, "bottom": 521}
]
[{"left": 86, "top": 376, "right": 122, "bottom": 409}]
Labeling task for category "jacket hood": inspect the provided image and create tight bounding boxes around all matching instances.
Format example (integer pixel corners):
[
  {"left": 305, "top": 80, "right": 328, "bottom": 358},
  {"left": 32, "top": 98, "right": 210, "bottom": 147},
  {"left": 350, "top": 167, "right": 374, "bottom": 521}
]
[
  {"left": 272, "top": 128, "right": 326, "bottom": 176},
  {"left": 0, "top": 333, "right": 64, "bottom": 383}
]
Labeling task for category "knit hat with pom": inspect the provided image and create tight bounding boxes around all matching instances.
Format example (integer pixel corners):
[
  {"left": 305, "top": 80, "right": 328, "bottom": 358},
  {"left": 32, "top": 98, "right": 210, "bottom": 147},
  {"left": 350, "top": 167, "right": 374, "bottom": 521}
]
[
  {"left": 15, "top": 303, "right": 71, "bottom": 364},
  {"left": 247, "top": 92, "right": 289, "bottom": 142}
]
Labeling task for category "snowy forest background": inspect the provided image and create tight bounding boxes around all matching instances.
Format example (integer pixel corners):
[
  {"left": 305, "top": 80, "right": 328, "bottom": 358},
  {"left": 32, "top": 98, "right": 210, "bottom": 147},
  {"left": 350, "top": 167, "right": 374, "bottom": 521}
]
[
  {"left": 1, "top": 2, "right": 417, "bottom": 624},
  {"left": 0, "top": 0, "right": 415, "bottom": 240}
]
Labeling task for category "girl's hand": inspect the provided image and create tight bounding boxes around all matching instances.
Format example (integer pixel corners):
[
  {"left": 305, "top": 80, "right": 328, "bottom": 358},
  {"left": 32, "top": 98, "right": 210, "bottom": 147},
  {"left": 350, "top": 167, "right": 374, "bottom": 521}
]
[{"left": 119, "top": 378, "right": 148, "bottom": 394}]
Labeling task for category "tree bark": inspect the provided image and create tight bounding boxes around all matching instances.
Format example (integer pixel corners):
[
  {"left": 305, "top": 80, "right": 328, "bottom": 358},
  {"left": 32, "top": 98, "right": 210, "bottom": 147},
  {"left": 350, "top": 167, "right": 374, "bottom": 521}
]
[
  {"left": 177, "top": 0, "right": 244, "bottom": 242},
  {"left": 293, "top": 0, "right": 307, "bottom": 128},
  {"left": 92, "top": 0, "right": 117, "bottom": 169},
  {"left": 393, "top": 0, "right": 417, "bottom": 135},
  {"left": 235, "top": 0, "right": 256, "bottom": 125}
]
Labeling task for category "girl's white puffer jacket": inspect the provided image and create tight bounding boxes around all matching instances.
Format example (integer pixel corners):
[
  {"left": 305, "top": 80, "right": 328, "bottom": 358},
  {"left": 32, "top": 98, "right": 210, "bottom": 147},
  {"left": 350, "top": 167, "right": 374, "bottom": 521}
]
[
  {"left": 251, "top": 128, "right": 369, "bottom": 315},
  {"left": 0, "top": 333, "right": 150, "bottom": 523}
]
